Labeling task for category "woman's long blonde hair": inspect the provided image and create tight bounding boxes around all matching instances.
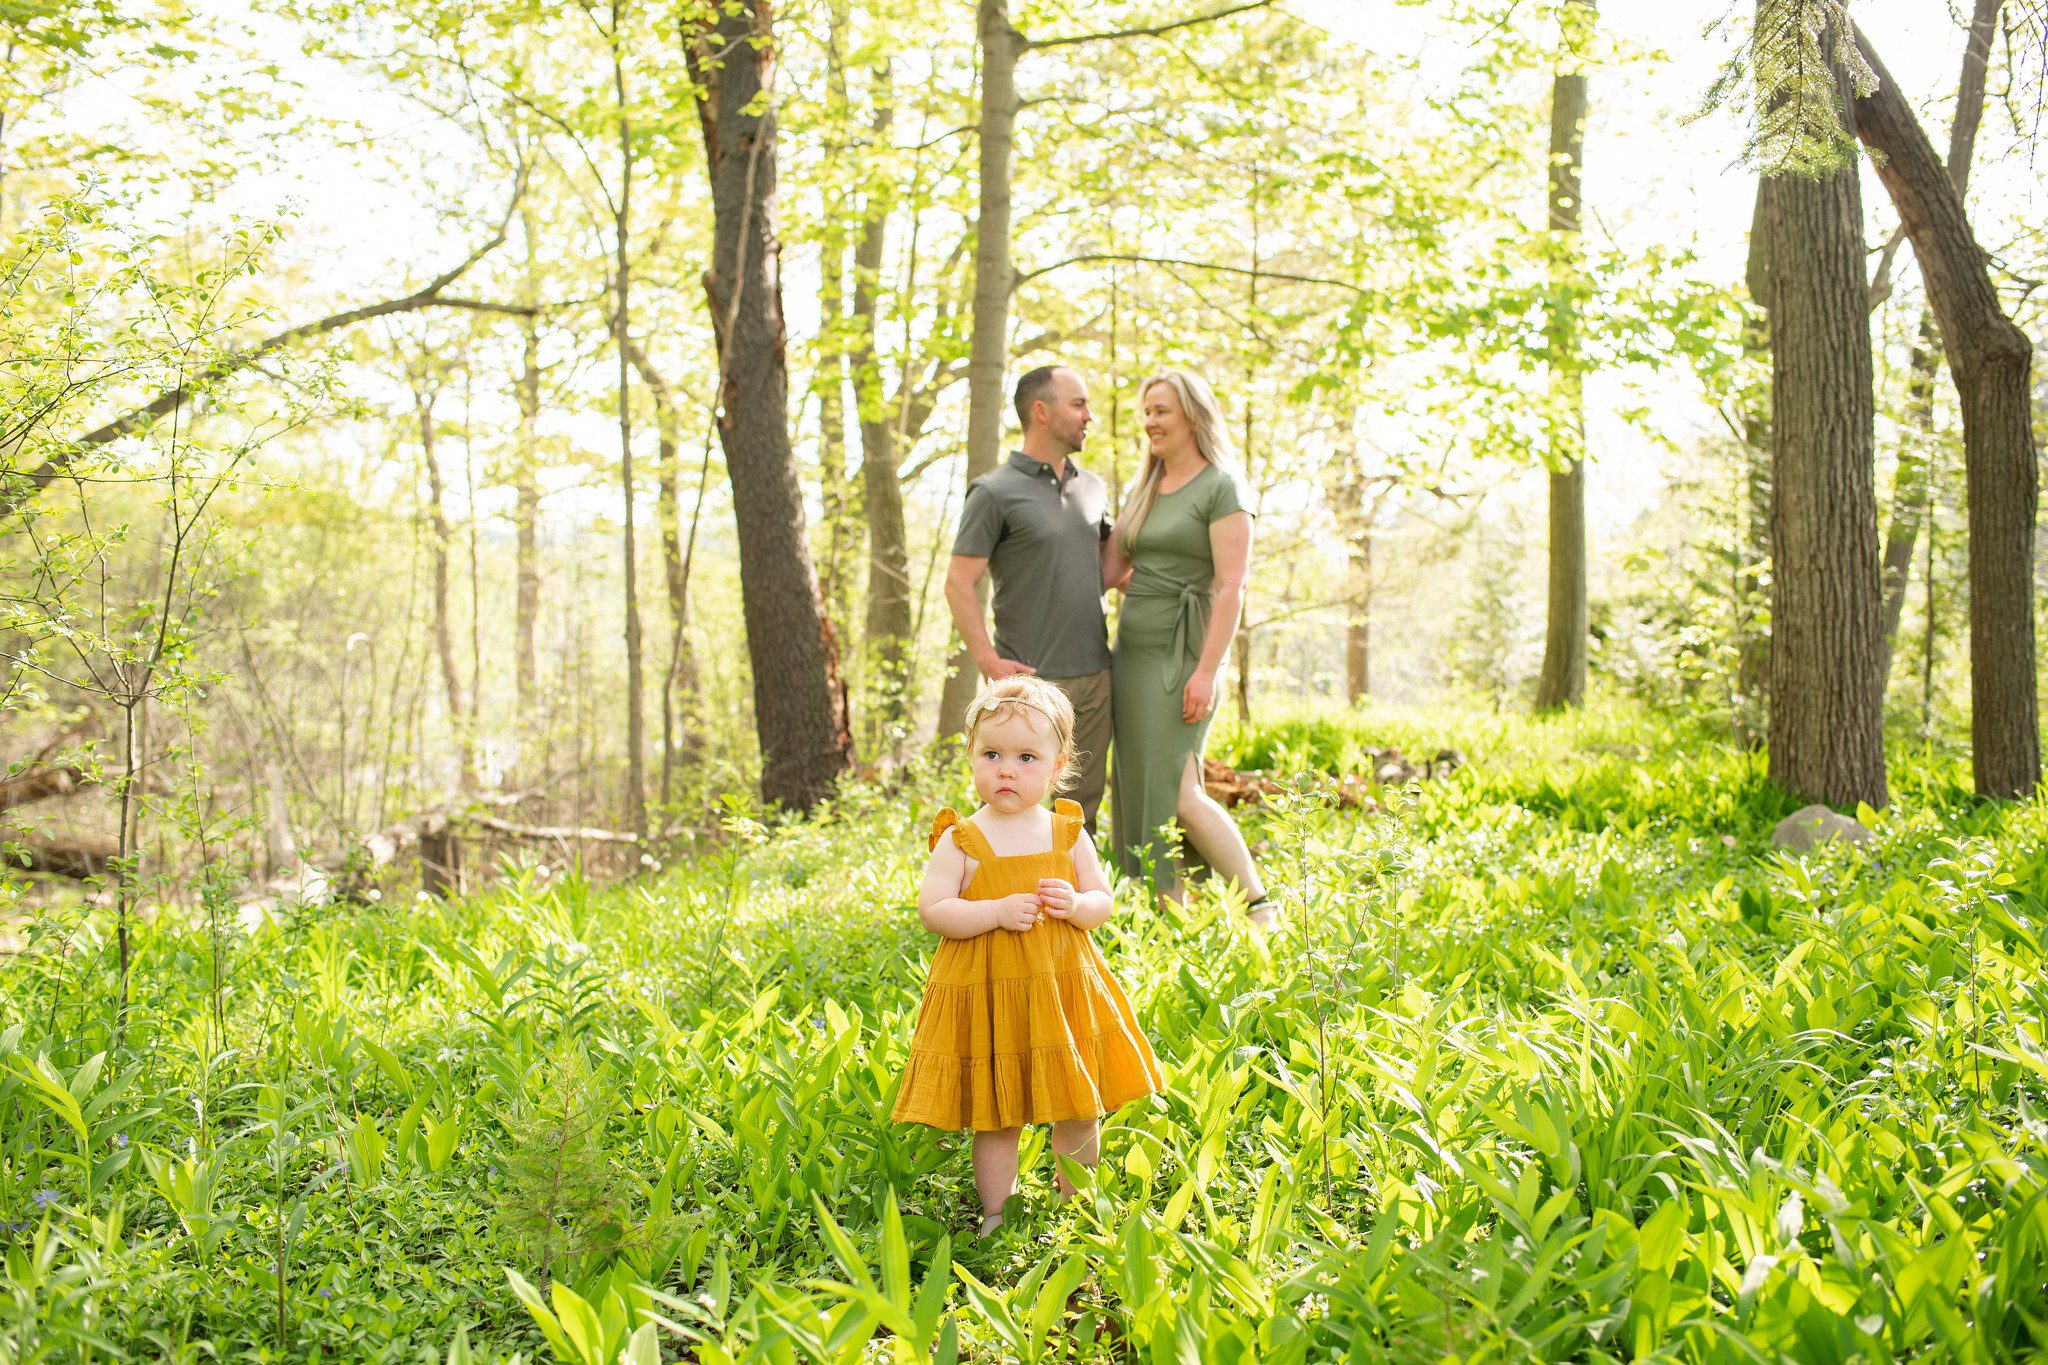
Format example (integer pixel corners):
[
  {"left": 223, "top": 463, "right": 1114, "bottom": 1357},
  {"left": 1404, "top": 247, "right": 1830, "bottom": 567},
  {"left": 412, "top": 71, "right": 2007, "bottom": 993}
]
[{"left": 1119, "top": 370, "right": 1238, "bottom": 555}]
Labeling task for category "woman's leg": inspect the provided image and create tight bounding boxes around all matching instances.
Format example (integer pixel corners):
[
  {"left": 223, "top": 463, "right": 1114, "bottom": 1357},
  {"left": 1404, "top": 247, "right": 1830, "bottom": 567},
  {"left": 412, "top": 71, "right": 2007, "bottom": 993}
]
[
  {"left": 1176, "top": 753, "right": 1270, "bottom": 909},
  {"left": 1048, "top": 1117, "right": 1100, "bottom": 1200},
  {"left": 972, "top": 1127, "right": 1022, "bottom": 1233}
]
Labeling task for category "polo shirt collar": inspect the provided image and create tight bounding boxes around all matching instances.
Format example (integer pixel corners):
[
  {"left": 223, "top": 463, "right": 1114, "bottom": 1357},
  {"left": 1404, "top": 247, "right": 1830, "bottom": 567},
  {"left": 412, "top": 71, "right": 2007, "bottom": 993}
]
[{"left": 1009, "top": 449, "right": 1075, "bottom": 484}]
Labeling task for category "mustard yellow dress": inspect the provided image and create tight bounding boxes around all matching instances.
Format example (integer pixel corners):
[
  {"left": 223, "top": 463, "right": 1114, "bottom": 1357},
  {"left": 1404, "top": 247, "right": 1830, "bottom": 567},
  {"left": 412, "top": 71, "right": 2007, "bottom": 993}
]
[{"left": 893, "top": 799, "right": 1165, "bottom": 1131}]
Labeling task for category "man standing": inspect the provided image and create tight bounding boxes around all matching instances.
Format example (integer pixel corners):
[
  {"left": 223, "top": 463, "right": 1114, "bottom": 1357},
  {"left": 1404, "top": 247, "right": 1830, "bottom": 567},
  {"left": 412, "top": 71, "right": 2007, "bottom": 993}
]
[{"left": 945, "top": 365, "right": 1114, "bottom": 833}]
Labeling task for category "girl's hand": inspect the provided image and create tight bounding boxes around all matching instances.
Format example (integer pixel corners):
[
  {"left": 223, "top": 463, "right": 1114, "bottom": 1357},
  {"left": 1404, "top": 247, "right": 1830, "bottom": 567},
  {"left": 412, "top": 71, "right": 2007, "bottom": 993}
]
[
  {"left": 993, "top": 892, "right": 1042, "bottom": 932},
  {"left": 1037, "top": 878, "right": 1076, "bottom": 918},
  {"left": 1182, "top": 668, "right": 1218, "bottom": 722}
]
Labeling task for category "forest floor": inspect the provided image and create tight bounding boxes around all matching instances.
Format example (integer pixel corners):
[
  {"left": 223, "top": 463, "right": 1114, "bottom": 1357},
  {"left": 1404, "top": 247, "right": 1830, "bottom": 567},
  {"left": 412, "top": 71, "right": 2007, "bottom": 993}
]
[{"left": 3, "top": 700, "right": 2046, "bottom": 1361}]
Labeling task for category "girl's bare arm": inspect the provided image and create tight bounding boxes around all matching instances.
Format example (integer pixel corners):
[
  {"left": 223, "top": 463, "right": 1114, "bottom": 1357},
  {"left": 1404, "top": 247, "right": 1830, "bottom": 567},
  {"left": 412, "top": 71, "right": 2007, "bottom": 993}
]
[
  {"left": 917, "top": 831, "right": 1038, "bottom": 937},
  {"left": 1062, "top": 830, "right": 1116, "bottom": 931}
]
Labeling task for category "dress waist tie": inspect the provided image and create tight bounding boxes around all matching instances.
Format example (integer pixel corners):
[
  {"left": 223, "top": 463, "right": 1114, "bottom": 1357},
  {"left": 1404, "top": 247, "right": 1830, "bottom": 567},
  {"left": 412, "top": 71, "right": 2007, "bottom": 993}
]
[{"left": 1127, "top": 571, "right": 1211, "bottom": 693}]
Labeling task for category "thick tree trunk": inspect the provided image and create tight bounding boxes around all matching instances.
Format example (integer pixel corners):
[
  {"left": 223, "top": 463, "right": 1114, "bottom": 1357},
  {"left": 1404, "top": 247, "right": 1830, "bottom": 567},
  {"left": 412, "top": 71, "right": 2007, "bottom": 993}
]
[
  {"left": 938, "top": 0, "right": 1023, "bottom": 741},
  {"left": 613, "top": 27, "right": 648, "bottom": 840},
  {"left": 1853, "top": 23, "right": 2038, "bottom": 798},
  {"left": 1534, "top": 0, "right": 1593, "bottom": 712},
  {"left": 691, "top": 0, "right": 854, "bottom": 811},
  {"left": 1758, "top": 36, "right": 1888, "bottom": 810},
  {"left": 418, "top": 387, "right": 475, "bottom": 785}
]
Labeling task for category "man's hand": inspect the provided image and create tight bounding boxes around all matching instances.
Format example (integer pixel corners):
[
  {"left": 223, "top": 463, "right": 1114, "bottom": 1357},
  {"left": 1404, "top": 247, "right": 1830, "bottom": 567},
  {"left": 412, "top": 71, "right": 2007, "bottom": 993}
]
[
  {"left": 993, "top": 892, "right": 1042, "bottom": 932},
  {"left": 977, "top": 653, "right": 1037, "bottom": 680},
  {"left": 1182, "top": 667, "right": 1218, "bottom": 722},
  {"left": 1037, "top": 878, "right": 1077, "bottom": 919}
]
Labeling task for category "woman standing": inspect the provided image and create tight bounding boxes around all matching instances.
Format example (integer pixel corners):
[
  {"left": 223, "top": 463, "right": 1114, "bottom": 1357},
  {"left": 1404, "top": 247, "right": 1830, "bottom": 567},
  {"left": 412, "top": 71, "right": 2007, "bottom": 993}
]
[{"left": 1103, "top": 372, "right": 1274, "bottom": 927}]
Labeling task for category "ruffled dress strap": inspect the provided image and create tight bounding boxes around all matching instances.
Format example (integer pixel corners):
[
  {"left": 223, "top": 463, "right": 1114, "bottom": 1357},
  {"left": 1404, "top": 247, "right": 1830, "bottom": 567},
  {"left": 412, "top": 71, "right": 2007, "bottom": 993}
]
[
  {"left": 1053, "top": 799, "right": 1085, "bottom": 852},
  {"left": 930, "top": 808, "right": 995, "bottom": 860}
]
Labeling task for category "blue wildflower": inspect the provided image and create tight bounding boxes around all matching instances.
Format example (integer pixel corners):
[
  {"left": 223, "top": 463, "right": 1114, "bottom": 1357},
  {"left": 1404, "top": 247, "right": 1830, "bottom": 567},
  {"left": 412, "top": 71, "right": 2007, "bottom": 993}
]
[{"left": 32, "top": 1189, "right": 60, "bottom": 1208}]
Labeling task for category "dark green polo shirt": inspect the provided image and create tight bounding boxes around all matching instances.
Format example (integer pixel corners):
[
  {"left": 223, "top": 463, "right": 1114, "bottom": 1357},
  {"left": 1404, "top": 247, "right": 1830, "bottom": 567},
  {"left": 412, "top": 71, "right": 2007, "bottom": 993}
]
[{"left": 953, "top": 450, "right": 1112, "bottom": 676}]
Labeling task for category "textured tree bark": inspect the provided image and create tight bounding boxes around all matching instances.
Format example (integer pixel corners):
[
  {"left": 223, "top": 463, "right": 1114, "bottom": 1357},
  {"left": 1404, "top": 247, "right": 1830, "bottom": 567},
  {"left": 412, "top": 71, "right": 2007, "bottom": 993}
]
[
  {"left": 1758, "top": 37, "right": 1888, "bottom": 810},
  {"left": 1533, "top": 0, "right": 1592, "bottom": 712},
  {"left": 1877, "top": 0, "right": 2000, "bottom": 670},
  {"left": 1851, "top": 22, "right": 2037, "bottom": 798},
  {"left": 691, "top": 0, "right": 853, "bottom": 811}
]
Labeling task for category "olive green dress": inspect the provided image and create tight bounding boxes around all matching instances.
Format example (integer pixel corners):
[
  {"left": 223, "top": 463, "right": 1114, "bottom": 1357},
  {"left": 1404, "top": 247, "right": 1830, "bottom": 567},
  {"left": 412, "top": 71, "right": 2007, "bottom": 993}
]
[{"left": 1110, "top": 462, "right": 1253, "bottom": 885}]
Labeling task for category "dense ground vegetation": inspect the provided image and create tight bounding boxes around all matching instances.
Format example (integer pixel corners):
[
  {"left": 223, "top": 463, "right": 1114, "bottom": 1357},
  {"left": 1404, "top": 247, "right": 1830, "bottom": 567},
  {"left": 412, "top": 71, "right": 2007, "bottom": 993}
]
[{"left": 4, "top": 701, "right": 2044, "bottom": 1361}]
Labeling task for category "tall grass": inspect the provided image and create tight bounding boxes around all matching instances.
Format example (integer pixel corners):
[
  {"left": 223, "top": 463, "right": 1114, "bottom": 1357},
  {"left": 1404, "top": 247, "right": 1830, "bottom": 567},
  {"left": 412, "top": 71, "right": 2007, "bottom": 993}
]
[{"left": 2, "top": 699, "right": 2044, "bottom": 1360}]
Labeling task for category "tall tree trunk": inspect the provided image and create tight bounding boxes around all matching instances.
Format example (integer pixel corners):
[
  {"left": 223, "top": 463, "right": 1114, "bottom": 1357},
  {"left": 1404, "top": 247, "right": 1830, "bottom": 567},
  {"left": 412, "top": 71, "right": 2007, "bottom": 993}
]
[
  {"left": 1737, "top": 189, "right": 1773, "bottom": 742},
  {"left": 852, "top": 62, "right": 912, "bottom": 748},
  {"left": 1346, "top": 532, "right": 1371, "bottom": 702},
  {"left": 690, "top": 0, "right": 854, "bottom": 811},
  {"left": 623, "top": 337, "right": 702, "bottom": 800},
  {"left": 1533, "top": 0, "right": 1593, "bottom": 712},
  {"left": 418, "top": 384, "right": 474, "bottom": 786},
  {"left": 1879, "top": 314, "right": 1939, "bottom": 663},
  {"left": 816, "top": 0, "right": 856, "bottom": 637},
  {"left": 1759, "top": 30, "right": 1888, "bottom": 810},
  {"left": 1853, "top": 21, "right": 2038, "bottom": 798},
  {"left": 612, "top": 19, "right": 648, "bottom": 840},
  {"left": 514, "top": 317, "right": 542, "bottom": 759},
  {"left": 938, "top": 0, "right": 1023, "bottom": 741},
  {"left": 1879, "top": 0, "right": 1999, "bottom": 660}
]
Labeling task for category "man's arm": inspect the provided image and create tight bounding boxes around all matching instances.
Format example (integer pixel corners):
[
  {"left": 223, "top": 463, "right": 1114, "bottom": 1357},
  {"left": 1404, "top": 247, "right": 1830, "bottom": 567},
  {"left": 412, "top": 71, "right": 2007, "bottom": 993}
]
[{"left": 945, "top": 555, "right": 1034, "bottom": 679}]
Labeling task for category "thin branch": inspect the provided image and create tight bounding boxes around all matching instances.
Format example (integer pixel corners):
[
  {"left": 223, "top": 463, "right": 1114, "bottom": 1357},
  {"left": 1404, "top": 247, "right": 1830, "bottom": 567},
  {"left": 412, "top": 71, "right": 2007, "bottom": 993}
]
[
  {"left": 1015, "top": 251, "right": 1364, "bottom": 294},
  {"left": 1027, "top": 0, "right": 1272, "bottom": 51}
]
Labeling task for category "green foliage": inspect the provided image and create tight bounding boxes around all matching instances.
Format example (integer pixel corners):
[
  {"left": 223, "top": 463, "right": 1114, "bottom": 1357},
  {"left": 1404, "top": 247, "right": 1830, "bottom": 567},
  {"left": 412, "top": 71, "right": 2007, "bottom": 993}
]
[{"left": 2, "top": 704, "right": 2046, "bottom": 1360}]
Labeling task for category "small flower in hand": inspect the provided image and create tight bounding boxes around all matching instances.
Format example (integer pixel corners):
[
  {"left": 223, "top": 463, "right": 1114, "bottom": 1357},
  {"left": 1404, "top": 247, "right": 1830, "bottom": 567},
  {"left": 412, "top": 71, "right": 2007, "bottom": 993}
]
[{"left": 1037, "top": 878, "right": 1077, "bottom": 919}]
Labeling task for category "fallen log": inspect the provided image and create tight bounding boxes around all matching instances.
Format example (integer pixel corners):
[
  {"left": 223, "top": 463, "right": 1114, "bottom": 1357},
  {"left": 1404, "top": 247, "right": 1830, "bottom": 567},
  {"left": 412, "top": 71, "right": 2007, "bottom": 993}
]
[
  {"left": 0, "top": 764, "right": 91, "bottom": 814},
  {"left": 1201, "top": 759, "right": 1381, "bottom": 812},
  {"left": 2, "top": 830, "right": 116, "bottom": 879},
  {"left": 463, "top": 815, "right": 639, "bottom": 844}
]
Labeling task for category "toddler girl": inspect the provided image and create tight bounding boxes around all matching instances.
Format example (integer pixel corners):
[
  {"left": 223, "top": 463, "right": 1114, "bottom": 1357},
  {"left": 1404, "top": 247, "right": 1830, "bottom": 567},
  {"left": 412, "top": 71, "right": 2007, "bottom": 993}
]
[{"left": 892, "top": 676, "right": 1164, "bottom": 1235}]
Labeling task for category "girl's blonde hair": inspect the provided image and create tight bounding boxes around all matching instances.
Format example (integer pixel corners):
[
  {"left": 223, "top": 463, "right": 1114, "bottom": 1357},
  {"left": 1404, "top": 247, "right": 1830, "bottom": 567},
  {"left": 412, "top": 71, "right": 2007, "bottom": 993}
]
[
  {"left": 1120, "top": 370, "right": 1238, "bottom": 554},
  {"left": 963, "top": 676, "right": 1078, "bottom": 793}
]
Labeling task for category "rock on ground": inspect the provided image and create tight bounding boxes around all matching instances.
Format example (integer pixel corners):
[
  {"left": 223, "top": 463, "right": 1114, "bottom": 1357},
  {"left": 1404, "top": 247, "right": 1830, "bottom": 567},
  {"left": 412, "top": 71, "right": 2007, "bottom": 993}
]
[{"left": 1770, "top": 803, "right": 1874, "bottom": 852}]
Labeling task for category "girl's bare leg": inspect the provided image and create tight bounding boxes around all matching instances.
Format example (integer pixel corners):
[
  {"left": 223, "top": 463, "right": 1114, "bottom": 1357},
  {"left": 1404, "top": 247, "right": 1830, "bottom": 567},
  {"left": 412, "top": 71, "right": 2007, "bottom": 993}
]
[
  {"left": 972, "top": 1127, "right": 1022, "bottom": 1234},
  {"left": 1175, "top": 754, "right": 1273, "bottom": 924},
  {"left": 1049, "top": 1117, "right": 1100, "bottom": 1199}
]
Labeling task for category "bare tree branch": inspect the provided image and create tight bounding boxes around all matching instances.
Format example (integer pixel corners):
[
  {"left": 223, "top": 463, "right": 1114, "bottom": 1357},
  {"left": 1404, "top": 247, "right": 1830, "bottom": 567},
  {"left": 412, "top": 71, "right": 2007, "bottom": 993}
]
[
  {"left": 1, "top": 174, "right": 530, "bottom": 525},
  {"left": 1016, "top": 251, "right": 1364, "bottom": 295},
  {"left": 1027, "top": 0, "right": 1272, "bottom": 51}
]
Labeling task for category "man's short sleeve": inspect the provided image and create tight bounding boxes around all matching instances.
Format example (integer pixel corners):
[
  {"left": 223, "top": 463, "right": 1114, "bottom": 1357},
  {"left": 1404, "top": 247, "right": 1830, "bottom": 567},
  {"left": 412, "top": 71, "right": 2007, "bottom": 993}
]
[{"left": 952, "top": 476, "right": 1003, "bottom": 557}]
